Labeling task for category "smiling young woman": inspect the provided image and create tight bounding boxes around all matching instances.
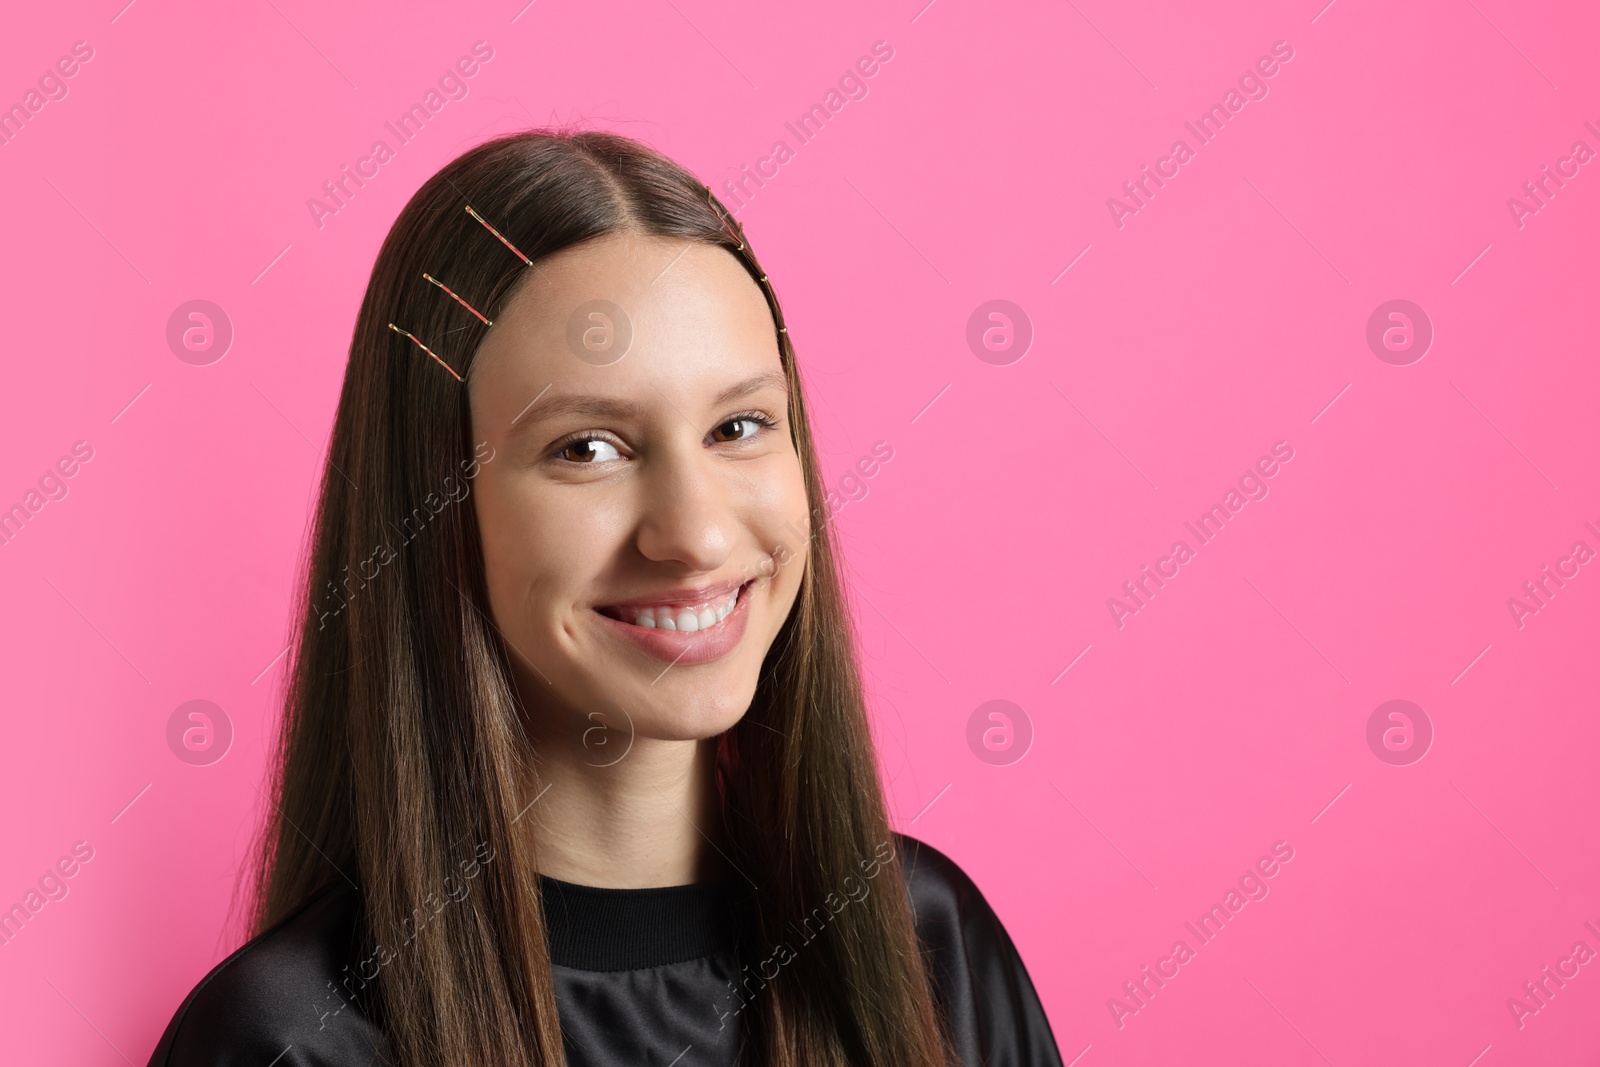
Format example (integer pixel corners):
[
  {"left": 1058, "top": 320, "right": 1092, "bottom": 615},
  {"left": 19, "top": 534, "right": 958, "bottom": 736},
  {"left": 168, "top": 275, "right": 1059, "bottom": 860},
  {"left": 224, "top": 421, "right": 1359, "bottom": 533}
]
[{"left": 145, "top": 129, "right": 1064, "bottom": 1067}]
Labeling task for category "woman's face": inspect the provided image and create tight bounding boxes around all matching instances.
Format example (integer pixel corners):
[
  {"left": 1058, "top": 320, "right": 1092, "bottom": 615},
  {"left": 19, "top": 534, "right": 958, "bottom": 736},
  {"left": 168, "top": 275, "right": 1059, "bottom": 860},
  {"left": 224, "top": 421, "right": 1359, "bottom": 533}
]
[{"left": 467, "top": 232, "right": 809, "bottom": 754}]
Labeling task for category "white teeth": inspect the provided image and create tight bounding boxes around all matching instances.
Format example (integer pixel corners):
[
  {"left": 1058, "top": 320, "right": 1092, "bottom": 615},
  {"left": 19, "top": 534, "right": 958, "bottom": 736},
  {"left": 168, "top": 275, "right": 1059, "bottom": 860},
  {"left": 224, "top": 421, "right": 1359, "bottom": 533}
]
[{"left": 608, "top": 586, "right": 741, "bottom": 631}]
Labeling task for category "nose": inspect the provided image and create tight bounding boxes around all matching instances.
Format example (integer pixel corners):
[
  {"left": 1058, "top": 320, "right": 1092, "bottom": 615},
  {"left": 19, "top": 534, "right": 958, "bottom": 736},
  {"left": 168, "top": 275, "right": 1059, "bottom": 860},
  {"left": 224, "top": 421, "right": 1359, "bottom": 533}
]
[{"left": 633, "top": 444, "right": 736, "bottom": 572}]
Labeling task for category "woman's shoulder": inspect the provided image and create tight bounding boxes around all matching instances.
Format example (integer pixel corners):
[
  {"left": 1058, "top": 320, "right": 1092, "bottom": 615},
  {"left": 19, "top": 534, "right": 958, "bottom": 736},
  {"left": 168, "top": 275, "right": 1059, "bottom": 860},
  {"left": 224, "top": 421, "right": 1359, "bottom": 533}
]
[
  {"left": 893, "top": 830, "right": 990, "bottom": 924},
  {"left": 892, "top": 831, "right": 1066, "bottom": 1067},
  {"left": 145, "top": 883, "right": 391, "bottom": 1067}
]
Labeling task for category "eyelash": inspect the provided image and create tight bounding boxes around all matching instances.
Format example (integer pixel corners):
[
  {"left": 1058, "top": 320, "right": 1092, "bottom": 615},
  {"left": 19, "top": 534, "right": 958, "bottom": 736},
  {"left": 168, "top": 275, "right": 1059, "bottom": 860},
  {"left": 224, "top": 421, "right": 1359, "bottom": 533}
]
[{"left": 547, "top": 410, "right": 780, "bottom": 463}]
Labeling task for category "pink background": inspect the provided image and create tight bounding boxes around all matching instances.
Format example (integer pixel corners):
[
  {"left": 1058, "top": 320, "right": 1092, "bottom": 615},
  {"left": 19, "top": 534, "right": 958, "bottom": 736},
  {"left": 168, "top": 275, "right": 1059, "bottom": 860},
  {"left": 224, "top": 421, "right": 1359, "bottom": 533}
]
[{"left": 2, "top": 0, "right": 1598, "bottom": 1063}]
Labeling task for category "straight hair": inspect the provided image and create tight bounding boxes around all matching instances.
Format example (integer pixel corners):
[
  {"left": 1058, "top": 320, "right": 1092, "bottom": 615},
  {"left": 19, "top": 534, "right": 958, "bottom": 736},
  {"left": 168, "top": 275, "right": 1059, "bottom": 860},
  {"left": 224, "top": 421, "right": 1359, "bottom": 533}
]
[{"left": 252, "top": 128, "right": 955, "bottom": 1067}]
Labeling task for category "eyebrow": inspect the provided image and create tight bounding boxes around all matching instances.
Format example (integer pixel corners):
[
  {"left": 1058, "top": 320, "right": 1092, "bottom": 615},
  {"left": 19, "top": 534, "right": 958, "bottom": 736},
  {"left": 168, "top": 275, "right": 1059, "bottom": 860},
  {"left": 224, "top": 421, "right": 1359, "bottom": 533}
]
[{"left": 508, "top": 369, "right": 790, "bottom": 436}]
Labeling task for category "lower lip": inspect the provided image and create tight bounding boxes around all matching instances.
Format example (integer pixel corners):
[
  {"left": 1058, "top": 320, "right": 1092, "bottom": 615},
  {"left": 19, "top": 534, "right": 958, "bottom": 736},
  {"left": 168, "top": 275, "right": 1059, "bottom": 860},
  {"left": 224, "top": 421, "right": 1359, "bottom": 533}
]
[{"left": 593, "top": 582, "right": 754, "bottom": 666}]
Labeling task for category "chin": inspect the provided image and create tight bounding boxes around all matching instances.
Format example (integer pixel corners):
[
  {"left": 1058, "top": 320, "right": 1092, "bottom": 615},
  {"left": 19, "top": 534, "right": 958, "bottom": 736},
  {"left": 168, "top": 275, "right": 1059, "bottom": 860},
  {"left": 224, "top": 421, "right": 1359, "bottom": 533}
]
[{"left": 620, "top": 670, "right": 759, "bottom": 743}]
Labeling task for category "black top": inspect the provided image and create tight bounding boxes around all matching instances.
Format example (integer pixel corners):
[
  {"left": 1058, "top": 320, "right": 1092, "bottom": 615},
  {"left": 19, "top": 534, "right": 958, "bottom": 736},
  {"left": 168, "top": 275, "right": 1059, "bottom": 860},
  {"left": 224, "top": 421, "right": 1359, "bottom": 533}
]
[{"left": 146, "top": 833, "right": 1063, "bottom": 1066}]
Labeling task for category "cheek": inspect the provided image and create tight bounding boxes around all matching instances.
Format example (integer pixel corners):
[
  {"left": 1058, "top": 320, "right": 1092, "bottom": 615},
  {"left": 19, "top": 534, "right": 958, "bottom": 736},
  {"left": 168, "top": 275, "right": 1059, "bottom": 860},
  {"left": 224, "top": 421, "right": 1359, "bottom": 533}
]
[
  {"left": 748, "top": 456, "right": 811, "bottom": 606},
  {"left": 474, "top": 470, "right": 616, "bottom": 629}
]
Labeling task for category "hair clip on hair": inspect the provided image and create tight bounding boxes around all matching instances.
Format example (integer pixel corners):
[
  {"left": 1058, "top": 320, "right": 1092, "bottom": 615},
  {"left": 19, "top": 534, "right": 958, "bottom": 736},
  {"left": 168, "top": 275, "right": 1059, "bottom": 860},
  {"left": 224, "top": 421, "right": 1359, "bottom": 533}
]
[
  {"left": 465, "top": 203, "right": 534, "bottom": 266},
  {"left": 424, "top": 273, "right": 492, "bottom": 325},
  {"left": 388, "top": 323, "right": 464, "bottom": 381}
]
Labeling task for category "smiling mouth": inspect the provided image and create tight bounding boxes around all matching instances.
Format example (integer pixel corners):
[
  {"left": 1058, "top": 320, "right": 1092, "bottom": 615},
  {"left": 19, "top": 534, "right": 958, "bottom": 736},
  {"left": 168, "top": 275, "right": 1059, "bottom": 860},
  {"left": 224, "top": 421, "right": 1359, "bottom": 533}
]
[{"left": 595, "top": 582, "right": 749, "bottom": 633}]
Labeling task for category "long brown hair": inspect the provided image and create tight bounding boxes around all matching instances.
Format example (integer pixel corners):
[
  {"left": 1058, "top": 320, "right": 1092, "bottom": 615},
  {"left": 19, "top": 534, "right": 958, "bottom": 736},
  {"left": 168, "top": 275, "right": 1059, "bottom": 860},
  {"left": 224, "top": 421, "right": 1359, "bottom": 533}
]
[{"left": 253, "top": 128, "right": 954, "bottom": 1067}]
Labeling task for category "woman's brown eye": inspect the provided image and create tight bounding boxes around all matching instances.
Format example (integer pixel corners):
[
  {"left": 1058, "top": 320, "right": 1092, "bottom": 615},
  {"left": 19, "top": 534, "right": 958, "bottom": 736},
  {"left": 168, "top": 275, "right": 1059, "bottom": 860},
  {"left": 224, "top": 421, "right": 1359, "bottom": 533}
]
[
  {"left": 711, "top": 419, "right": 754, "bottom": 443},
  {"left": 559, "top": 438, "right": 621, "bottom": 463}
]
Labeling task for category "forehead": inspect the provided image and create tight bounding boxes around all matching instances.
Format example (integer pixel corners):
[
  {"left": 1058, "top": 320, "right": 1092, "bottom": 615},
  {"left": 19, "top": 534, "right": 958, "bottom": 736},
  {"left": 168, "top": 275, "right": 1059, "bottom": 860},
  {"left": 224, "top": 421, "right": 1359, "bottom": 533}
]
[{"left": 467, "top": 232, "right": 781, "bottom": 436}]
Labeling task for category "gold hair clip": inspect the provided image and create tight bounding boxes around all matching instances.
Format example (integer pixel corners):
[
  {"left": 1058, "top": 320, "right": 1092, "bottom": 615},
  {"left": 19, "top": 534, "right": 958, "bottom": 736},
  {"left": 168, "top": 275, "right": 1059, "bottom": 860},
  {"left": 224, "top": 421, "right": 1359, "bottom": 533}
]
[
  {"left": 702, "top": 186, "right": 786, "bottom": 335},
  {"left": 703, "top": 184, "right": 746, "bottom": 251},
  {"left": 388, "top": 323, "right": 464, "bottom": 381},
  {"left": 423, "top": 273, "right": 493, "bottom": 325},
  {"left": 465, "top": 203, "right": 533, "bottom": 266}
]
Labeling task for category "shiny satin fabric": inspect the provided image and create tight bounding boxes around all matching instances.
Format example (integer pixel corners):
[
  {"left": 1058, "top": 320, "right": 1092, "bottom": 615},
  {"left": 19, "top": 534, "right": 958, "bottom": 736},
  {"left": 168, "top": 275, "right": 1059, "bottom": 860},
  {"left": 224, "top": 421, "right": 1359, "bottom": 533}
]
[{"left": 145, "top": 833, "right": 1064, "bottom": 1066}]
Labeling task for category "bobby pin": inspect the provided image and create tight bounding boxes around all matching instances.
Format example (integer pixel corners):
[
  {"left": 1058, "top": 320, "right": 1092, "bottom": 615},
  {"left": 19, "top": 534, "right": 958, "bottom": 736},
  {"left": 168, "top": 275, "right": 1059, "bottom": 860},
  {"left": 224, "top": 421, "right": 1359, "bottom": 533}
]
[
  {"left": 423, "top": 273, "right": 493, "bottom": 325},
  {"left": 464, "top": 203, "right": 534, "bottom": 266},
  {"left": 706, "top": 187, "right": 787, "bottom": 335},
  {"left": 387, "top": 323, "right": 464, "bottom": 381},
  {"left": 703, "top": 184, "right": 746, "bottom": 251}
]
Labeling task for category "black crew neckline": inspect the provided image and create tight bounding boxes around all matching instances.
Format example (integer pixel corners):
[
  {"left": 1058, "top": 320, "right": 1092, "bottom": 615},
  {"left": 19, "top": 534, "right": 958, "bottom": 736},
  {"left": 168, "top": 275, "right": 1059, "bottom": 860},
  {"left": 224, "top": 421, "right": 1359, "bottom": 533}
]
[{"left": 537, "top": 872, "right": 743, "bottom": 971}]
